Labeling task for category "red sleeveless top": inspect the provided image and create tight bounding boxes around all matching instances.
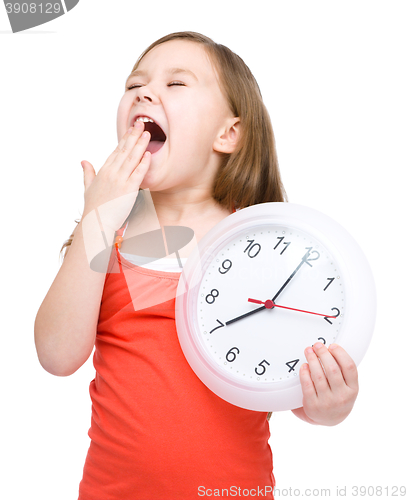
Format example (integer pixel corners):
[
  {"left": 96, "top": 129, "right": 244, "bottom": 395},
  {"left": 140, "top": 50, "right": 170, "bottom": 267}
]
[{"left": 78, "top": 221, "right": 275, "bottom": 499}]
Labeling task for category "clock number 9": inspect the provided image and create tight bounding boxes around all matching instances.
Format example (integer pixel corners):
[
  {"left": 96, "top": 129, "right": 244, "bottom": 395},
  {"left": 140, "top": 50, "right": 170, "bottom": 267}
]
[
  {"left": 255, "top": 359, "right": 270, "bottom": 376},
  {"left": 218, "top": 259, "right": 232, "bottom": 274},
  {"left": 244, "top": 239, "right": 261, "bottom": 258},
  {"left": 226, "top": 347, "right": 240, "bottom": 362},
  {"left": 205, "top": 289, "right": 219, "bottom": 304}
]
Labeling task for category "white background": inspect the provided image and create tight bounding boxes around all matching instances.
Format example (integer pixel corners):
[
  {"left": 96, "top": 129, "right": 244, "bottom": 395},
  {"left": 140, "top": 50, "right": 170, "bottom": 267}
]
[{"left": 1, "top": 1, "right": 407, "bottom": 499}]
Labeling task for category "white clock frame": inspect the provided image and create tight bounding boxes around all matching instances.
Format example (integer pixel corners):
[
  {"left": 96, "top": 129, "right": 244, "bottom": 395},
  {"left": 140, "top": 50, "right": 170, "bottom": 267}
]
[{"left": 175, "top": 203, "right": 376, "bottom": 411}]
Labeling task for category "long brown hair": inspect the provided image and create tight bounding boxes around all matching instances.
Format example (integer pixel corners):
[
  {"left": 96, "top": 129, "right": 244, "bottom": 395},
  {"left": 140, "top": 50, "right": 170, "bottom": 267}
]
[{"left": 60, "top": 31, "right": 287, "bottom": 258}]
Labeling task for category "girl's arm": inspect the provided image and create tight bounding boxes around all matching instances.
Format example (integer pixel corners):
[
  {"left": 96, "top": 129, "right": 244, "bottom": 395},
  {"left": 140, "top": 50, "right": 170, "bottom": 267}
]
[
  {"left": 34, "top": 220, "right": 116, "bottom": 376},
  {"left": 34, "top": 123, "right": 151, "bottom": 376}
]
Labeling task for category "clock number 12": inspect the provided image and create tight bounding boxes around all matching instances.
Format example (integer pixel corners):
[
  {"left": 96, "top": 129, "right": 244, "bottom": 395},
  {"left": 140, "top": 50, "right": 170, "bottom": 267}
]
[{"left": 303, "top": 247, "right": 321, "bottom": 267}]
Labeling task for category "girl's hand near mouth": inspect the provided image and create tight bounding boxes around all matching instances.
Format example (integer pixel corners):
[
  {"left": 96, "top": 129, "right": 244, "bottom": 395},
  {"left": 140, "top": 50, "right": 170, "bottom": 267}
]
[{"left": 81, "top": 121, "right": 151, "bottom": 233}]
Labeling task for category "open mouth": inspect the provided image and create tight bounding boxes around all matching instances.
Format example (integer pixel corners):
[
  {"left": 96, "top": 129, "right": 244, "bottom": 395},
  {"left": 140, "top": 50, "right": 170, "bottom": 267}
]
[{"left": 133, "top": 116, "right": 166, "bottom": 154}]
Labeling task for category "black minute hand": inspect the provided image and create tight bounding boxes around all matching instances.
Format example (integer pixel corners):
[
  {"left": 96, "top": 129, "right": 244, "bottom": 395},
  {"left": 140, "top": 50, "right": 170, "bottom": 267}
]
[
  {"left": 225, "top": 248, "right": 312, "bottom": 326},
  {"left": 271, "top": 248, "right": 311, "bottom": 302}
]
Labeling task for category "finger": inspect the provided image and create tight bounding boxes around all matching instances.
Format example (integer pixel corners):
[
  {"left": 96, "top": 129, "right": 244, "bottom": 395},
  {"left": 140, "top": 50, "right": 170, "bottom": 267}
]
[
  {"left": 103, "top": 126, "right": 138, "bottom": 167},
  {"left": 120, "top": 130, "right": 151, "bottom": 178},
  {"left": 82, "top": 161, "right": 96, "bottom": 191},
  {"left": 312, "top": 342, "right": 346, "bottom": 392},
  {"left": 299, "top": 362, "right": 318, "bottom": 401},
  {"left": 128, "top": 151, "right": 151, "bottom": 186},
  {"left": 328, "top": 344, "right": 359, "bottom": 391},
  {"left": 304, "top": 346, "right": 330, "bottom": 396},
  {"left": 113, "top": 122, "right": 148, "bottom": 170}
]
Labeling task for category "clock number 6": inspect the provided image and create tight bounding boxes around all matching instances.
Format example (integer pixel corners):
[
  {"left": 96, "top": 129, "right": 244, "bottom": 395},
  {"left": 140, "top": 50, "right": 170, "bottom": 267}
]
[
  {"left": 255, "top": 359, "right": 270, "bottom": 376},
  {"left": 226, "top": 347, "right": 240, "bottom": 362}
]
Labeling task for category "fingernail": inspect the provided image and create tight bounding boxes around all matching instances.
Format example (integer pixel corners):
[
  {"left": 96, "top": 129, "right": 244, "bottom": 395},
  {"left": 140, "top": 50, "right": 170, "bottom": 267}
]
[
  {"left": 305, "top": 347, "right": 313, "bottom": 355},
  {"left": 313, "top": 342, "right": 323, "bottom": 350},
  {"left": 329, "top": 343, "right": 338, "bottom": 350}
]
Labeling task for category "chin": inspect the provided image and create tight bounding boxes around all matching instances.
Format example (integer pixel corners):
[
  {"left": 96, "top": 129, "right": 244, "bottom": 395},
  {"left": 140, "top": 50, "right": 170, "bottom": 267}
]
[{"left": 139, "top": 171, "right": 157, "bottom": 191}]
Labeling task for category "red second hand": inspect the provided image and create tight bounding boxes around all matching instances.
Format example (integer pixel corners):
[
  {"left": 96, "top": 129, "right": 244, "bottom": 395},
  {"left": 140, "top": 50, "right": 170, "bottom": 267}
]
[{"left": 248, "top": 298, "right": 337, "bottom": 318}]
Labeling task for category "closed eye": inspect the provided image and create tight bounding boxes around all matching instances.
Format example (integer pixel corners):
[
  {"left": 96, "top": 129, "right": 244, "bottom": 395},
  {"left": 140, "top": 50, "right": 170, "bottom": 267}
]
[
  {"left": 126, "top": 83, "right": 142, "bottom": 90},
  {"left": 126, "top": 81, "right": 185, "bottom": 91},
  {"left": 168, "top": 81, "right": 185, "bottom": 87}
]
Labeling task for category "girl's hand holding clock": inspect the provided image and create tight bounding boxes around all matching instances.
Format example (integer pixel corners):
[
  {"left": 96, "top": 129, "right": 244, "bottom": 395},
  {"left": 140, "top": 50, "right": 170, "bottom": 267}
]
[{"left": 293, "top": 342, "right": 359, "bottom": 426}]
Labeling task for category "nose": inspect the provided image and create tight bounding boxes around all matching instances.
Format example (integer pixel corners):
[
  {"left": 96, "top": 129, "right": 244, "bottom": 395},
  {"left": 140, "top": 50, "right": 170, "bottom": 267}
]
[
  {"left": 136, "top": 94, "right": 152, "bottom": 103},
  {"left": 133, "top": 84, "right": 157, "bottom": 104}
]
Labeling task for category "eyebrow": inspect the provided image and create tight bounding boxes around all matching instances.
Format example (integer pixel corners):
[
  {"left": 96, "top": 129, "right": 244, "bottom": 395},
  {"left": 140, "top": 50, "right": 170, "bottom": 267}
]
[{"left": 125, "top": 67, "right": 198, "bottom": 87}]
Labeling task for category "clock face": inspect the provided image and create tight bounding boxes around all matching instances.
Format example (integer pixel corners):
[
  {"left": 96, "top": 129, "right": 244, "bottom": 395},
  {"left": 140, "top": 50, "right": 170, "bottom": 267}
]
[
  {"left": 175, "top": 202, "right": 376, "bottom": 411},
  {"left": 194, "top": 223, "right": 345, "bottom": 386}
]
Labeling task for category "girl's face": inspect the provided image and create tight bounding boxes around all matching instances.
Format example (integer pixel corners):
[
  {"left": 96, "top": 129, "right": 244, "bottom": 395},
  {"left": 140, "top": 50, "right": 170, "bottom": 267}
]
[{"left": 116, "top": 40, "right": 238, "bottom": 193}]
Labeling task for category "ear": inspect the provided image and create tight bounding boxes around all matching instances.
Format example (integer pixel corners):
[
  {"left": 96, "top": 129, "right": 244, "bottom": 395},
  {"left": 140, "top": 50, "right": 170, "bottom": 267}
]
[{"left": 213, "top": 117, "right": 241, "bottom": 154}]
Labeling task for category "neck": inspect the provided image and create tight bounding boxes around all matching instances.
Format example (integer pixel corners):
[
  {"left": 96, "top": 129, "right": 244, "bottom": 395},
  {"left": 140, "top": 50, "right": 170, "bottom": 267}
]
[
  {"left": 122, "top": 189, "right": 234, "bottom": 255},
  {"left": 149, "top": 190, "right": 231, "bottom": 225}
]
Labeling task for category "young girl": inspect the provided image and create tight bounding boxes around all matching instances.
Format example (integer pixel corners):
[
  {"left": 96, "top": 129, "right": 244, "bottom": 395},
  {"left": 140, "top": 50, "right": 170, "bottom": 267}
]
[{"left": 34, "top": 32, "right": 359, "bottom": 500}]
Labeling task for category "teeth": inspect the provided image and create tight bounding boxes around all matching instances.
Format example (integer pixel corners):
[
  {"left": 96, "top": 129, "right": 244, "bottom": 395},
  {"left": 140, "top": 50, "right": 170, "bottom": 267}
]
[{"left": 136, "top": 116, "right": 154, "bottom": 123}]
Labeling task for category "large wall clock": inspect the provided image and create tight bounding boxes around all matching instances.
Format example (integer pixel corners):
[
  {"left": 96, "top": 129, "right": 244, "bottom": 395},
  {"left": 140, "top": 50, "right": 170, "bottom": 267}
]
[{"left": 175, "top": 203, "right": 376, "bottom": 411}]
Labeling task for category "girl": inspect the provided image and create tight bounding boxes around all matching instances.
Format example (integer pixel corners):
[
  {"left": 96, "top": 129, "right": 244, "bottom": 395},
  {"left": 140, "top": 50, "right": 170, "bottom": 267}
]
[{"left": 34, "top": 32, "right": 359, "bottom": 500}]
